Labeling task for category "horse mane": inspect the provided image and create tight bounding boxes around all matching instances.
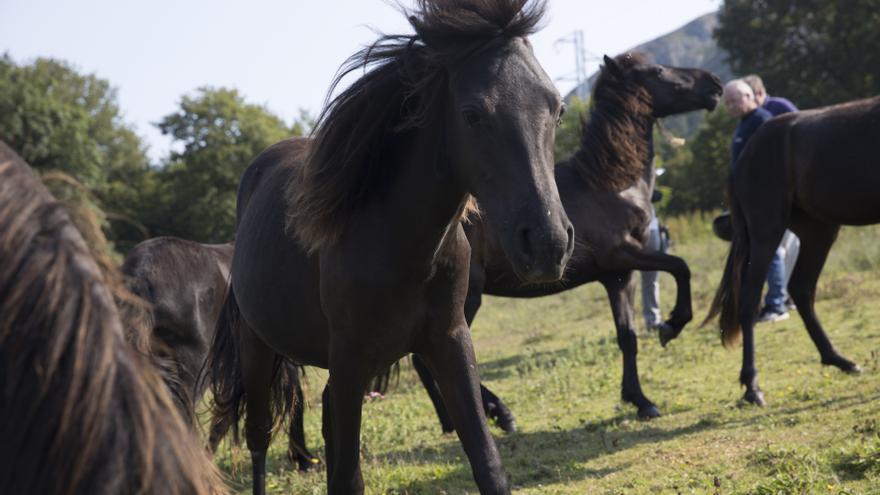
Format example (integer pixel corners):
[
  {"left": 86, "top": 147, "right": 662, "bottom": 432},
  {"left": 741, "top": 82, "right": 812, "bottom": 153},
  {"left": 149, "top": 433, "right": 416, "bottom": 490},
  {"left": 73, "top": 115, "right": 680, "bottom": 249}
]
[
  {"left": 286, "top": 0, "right": 546, "bottom": 251},
  {"left": 569, "top": 52, "right": 654, "bottom": 191},
  {"left": 0, "top": 141, "right": 224, "bottom": 495}
]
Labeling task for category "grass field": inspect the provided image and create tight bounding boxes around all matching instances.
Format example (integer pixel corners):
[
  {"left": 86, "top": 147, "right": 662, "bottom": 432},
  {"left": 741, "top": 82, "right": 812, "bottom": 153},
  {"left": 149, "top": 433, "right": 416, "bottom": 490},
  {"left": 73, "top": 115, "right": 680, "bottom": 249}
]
[{"left": 214, "top": 213, "right": 880, "bottom": 494}]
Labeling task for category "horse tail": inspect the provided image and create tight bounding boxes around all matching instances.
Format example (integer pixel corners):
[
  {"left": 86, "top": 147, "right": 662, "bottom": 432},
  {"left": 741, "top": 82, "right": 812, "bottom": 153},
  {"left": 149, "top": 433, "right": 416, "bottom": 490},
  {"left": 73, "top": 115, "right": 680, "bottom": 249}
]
[
  {"left": 703, "top": 183, "right": 749, "bottom": 347},
  {"left": 205, "top": 288, "right": 294, "bottom": 446}
]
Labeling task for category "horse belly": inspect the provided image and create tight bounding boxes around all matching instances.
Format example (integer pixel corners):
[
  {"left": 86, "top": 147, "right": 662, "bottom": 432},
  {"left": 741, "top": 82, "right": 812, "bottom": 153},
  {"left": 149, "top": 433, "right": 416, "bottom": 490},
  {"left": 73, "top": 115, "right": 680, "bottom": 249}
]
[{"left": 796, "top": 158, "right": 880, "bottom": 225}]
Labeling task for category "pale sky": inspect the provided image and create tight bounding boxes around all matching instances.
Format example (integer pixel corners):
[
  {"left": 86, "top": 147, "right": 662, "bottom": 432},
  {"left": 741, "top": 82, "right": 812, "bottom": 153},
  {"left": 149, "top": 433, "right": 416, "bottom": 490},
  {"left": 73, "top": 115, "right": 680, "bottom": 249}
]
[{"left": 1, "top": 0, "right": 721, "bottom": 162}]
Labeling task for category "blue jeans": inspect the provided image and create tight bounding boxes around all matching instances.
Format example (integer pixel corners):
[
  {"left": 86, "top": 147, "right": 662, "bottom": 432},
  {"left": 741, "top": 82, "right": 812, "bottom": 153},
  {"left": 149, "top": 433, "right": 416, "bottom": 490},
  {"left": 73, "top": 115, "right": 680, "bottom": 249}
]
[{"left": 764, "top": 246, "right": 786, "bottom": 312}]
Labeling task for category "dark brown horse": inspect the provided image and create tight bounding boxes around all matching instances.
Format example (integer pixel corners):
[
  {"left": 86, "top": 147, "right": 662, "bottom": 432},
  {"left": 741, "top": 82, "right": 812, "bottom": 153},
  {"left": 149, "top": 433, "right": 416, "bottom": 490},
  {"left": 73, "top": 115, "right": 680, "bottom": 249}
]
[
  {"left": 706, "top": 95, "right": 880, "bottom": 405},
  {"left": 207, "top": 1, "right": 573, "bottom": 493},
  {"left": 414, "top": 53, "right": 722, "bottom": 428},
  {"left": 121, "top": 237, "right": 318, "bottom": 470},
  {"left": 0, "top": 141, "right": 225, "bottom": 494}
]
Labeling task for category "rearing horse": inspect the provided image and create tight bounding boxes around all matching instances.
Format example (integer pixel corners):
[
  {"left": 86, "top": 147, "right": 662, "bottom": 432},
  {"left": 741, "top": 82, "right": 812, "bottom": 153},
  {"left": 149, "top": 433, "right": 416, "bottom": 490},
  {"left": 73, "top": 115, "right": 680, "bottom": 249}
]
[
  {"left": 706, "top": 95, "right": 880, "bottom": 405},
  {"left": 207, "top": 1, "right": 573, "bottom": 494},
  {"left": 414, "top": 53, "right": 722, "bottom": 428}
]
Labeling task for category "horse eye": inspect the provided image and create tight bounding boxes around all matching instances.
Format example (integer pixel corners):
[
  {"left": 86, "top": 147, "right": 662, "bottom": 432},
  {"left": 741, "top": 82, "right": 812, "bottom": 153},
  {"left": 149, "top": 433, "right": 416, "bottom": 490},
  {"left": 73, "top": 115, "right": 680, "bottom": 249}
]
[{"left": 462, "top": 109, "right": 481, "bottom": 127}]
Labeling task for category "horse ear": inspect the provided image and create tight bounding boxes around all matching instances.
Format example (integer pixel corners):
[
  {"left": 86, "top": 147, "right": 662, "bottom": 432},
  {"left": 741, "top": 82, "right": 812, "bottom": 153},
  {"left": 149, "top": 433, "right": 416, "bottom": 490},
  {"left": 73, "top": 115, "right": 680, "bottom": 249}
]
[{"left": 603, "top": 54, "right": 624, "bottom": 79}]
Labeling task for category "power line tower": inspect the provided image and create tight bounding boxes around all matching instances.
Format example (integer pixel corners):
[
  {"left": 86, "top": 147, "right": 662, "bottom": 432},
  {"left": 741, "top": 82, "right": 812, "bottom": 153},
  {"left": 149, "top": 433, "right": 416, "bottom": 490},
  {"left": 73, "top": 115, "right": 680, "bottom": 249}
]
[{"left": 554, "top": 30, "right": 598, "bottom": 100}]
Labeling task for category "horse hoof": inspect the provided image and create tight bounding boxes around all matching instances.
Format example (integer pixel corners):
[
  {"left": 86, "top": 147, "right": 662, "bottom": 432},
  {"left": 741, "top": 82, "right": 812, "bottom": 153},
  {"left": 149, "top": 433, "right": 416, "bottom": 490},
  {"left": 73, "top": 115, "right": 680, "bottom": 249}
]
[
  {"left": 297, "top": 457, "right": 320, "bottom": 472},
  {"left": 488, "top": 408, "right": 518, "bottom": 433},
  {"left": 657, "top": 323, "right": 679, "bottom": 347},
  {"left": 496, "top": 415, "right": 518, "bottom": 433},
  {"left": 638, "top": 405, "right": 662, "bottom": 419},
  {"left": 844, "top": 363, "right": 863, "bottom": 375},
  {"left": 289, "top": 449, "right": 321, "bottom": 472},
  {"left": 743, "top": 389, "right": 765, "bottom": 406}
]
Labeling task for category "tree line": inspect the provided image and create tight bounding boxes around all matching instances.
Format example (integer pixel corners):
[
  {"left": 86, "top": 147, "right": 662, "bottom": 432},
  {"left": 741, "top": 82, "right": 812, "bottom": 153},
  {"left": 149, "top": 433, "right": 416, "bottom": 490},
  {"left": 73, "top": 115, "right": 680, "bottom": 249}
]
[
  {"left": 0, "top": 54, "right": 311, "bottom": 252},
  {"left": 2, "top": 0, "right": 878, "bottom": 253}
]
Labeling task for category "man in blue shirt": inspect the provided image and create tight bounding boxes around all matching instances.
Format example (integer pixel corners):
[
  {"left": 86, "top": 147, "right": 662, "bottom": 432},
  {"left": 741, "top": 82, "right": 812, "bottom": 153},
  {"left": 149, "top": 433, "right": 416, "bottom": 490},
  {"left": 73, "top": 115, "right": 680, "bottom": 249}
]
[
  {"left": 725, "top": 79, "right": 773, "bottom": 165},
  {"left": 723, "top": 79, "right": 789, "bottom": 323}
]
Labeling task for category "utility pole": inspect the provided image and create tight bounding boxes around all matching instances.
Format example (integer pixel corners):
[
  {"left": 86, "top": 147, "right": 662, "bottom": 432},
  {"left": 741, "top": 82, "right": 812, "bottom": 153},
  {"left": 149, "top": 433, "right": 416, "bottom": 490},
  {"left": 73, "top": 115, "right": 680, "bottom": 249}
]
[{"left": 554, "top": 30, "right": 598, "bottom": 100}]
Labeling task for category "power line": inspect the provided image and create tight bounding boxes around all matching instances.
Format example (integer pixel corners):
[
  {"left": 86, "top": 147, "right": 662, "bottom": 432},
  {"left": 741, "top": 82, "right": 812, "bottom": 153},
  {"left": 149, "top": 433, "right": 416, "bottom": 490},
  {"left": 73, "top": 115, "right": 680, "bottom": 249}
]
[{"left": 554, "top": 30, "right": 600, "bottom": 99}]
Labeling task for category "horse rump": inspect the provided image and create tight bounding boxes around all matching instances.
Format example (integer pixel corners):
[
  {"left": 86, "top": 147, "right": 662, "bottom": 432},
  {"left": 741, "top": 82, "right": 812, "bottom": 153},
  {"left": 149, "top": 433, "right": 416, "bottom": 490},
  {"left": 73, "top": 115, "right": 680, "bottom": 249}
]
[{"left": 203, "top": 287, "right": 295, "bottom": 449}]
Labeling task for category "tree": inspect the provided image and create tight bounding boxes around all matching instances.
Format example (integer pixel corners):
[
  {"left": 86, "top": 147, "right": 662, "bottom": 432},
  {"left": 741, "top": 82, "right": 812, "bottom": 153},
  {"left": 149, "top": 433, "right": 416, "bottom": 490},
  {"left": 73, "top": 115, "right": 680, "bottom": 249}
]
[
  {"left": 0, "top": 55, "right": 155, "bottom": 249},
  {"left": 153, "top": 87, "right": 297, "bottom": 243},
  {"left": 716, "top": 0, "right": 880, "bottom": 109},
  {"left": 555, "top": 96, "right": 589, "bottom": 162},
  {"left": 659, "top": 108, "right": 736, "bottom": 215}
]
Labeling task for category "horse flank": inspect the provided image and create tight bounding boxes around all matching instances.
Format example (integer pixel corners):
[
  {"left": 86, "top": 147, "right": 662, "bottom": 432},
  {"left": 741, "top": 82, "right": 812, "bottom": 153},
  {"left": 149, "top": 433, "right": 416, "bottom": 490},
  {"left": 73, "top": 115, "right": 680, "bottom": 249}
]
[
  {"left": 286, "top": 0, "right": 547, "bottom": 252},
  {"left": 569, "top": 52, "right": 654, "bottom": 191},
  {"left": 0, "top": 141, "right": 224, "bottom": 495}
]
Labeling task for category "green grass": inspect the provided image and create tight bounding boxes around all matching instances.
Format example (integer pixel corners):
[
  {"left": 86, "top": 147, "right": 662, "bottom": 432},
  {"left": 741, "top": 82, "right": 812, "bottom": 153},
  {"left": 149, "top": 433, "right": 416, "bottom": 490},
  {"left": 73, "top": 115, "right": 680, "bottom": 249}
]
[{"left": 214, "top": 217, "right": 880, "bottom": 494}]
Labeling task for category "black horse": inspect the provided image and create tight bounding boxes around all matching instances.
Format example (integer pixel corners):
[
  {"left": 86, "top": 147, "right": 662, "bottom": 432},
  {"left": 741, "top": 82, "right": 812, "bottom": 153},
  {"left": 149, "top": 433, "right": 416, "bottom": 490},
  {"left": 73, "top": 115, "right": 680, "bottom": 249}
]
[
  {"left": 207, "top": 1, "right": 573, "bottom": 494},
  {"left": 414, "top": 53, "right": 722, "bottom": 428},
  {"left": 0, "top": 141, "right": 224, "bottom": 494},
  {"left": 121, "top": 237, "right": 318, "bottom": 470},
  {"left": 706, "top": 95, "right": 880, "bottom": 405}
]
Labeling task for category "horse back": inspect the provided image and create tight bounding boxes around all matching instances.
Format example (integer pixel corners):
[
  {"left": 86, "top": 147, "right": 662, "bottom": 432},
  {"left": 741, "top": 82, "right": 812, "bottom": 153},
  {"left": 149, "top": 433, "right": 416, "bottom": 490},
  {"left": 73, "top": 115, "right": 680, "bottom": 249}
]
[
  {"left": 123, "top": 237, "right": 230, "bottom": 339},
  {"left": 237, "top": 137, "right": 309, "bottom": 225},
  {"left": 749, "top": 96, "right": 880, "bottom": 225}
]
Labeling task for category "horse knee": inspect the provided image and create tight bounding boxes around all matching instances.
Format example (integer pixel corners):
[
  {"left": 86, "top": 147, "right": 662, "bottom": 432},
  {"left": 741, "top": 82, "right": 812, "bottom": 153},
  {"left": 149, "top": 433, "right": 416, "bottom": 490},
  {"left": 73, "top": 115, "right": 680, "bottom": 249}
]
[{"left": 672, "top": 257, "right": 690, "bottom": 280}]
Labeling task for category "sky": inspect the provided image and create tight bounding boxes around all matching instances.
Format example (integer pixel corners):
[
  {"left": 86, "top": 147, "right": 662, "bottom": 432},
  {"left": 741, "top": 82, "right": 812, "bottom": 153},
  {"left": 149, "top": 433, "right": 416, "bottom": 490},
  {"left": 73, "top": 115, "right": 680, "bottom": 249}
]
[{"left": 1, "top": 0, "right": 722, "bottom": 162}]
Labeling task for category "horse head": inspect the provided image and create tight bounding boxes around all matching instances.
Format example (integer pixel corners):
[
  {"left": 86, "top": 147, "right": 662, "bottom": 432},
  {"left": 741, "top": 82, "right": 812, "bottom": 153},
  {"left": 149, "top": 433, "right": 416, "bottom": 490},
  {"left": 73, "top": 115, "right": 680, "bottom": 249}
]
[
  {"left": 602, "top": 53, "right": 722, "bottom": 118},
  {"left": 443, "top": 35, "right": 574, "bottom": 283}
]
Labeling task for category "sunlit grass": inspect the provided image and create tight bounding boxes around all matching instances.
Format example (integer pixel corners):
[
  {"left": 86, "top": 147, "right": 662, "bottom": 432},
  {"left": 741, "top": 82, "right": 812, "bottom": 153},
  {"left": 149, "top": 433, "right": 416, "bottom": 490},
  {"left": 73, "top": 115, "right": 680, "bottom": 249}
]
[{"left": 214, "top": 219, "right": 880, "bottom": 494}]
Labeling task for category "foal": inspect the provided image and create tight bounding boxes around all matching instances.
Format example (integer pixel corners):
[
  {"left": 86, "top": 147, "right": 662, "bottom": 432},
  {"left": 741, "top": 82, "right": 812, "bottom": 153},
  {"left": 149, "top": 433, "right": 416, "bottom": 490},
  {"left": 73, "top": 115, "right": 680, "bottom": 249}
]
[{"left": 121, "top": 237, "right": 317, "bottom": 469}]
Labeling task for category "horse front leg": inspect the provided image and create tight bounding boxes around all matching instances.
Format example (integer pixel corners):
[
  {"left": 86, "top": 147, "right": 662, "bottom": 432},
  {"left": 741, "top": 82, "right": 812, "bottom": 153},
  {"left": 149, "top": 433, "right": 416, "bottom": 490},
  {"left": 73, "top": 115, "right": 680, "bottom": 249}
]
[
  {"left": 421, "top": 325, "right": 509, "bottom": 494},
  {"left": 611, "top": 246, "right": 692, "bottom": 347},
  {"left": 603, "top": 275, "right": 660, "bottom": 419},
  {"left": 412, "top": 353, "right": 456, "bottom": 433},
  {"left": 325, "top": 349, "right": 371, "bottom": 495}
]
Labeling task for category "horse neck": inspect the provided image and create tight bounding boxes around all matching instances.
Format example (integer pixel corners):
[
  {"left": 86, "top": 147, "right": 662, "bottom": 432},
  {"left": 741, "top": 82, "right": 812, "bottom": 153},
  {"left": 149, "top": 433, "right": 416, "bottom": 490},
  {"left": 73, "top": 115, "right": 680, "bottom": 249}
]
[
  {"left": 571, "top": 95, "right": 656, "bottom": 192},
  {"left": 382, "top": 121, "right": 470, "bottom": 268}
]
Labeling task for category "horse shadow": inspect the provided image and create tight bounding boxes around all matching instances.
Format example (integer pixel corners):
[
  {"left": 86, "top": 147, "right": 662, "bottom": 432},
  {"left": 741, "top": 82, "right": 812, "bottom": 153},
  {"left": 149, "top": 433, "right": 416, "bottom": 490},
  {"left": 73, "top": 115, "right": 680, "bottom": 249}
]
[
  {"left": 477, "top": 337, "right": 619, "bottom": 382},
  {"left": 377, "top": 412, "right": 713, "bottom": 493},
  {"left": 377, "top": 388, "right": 880, "bottom": 493}
]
